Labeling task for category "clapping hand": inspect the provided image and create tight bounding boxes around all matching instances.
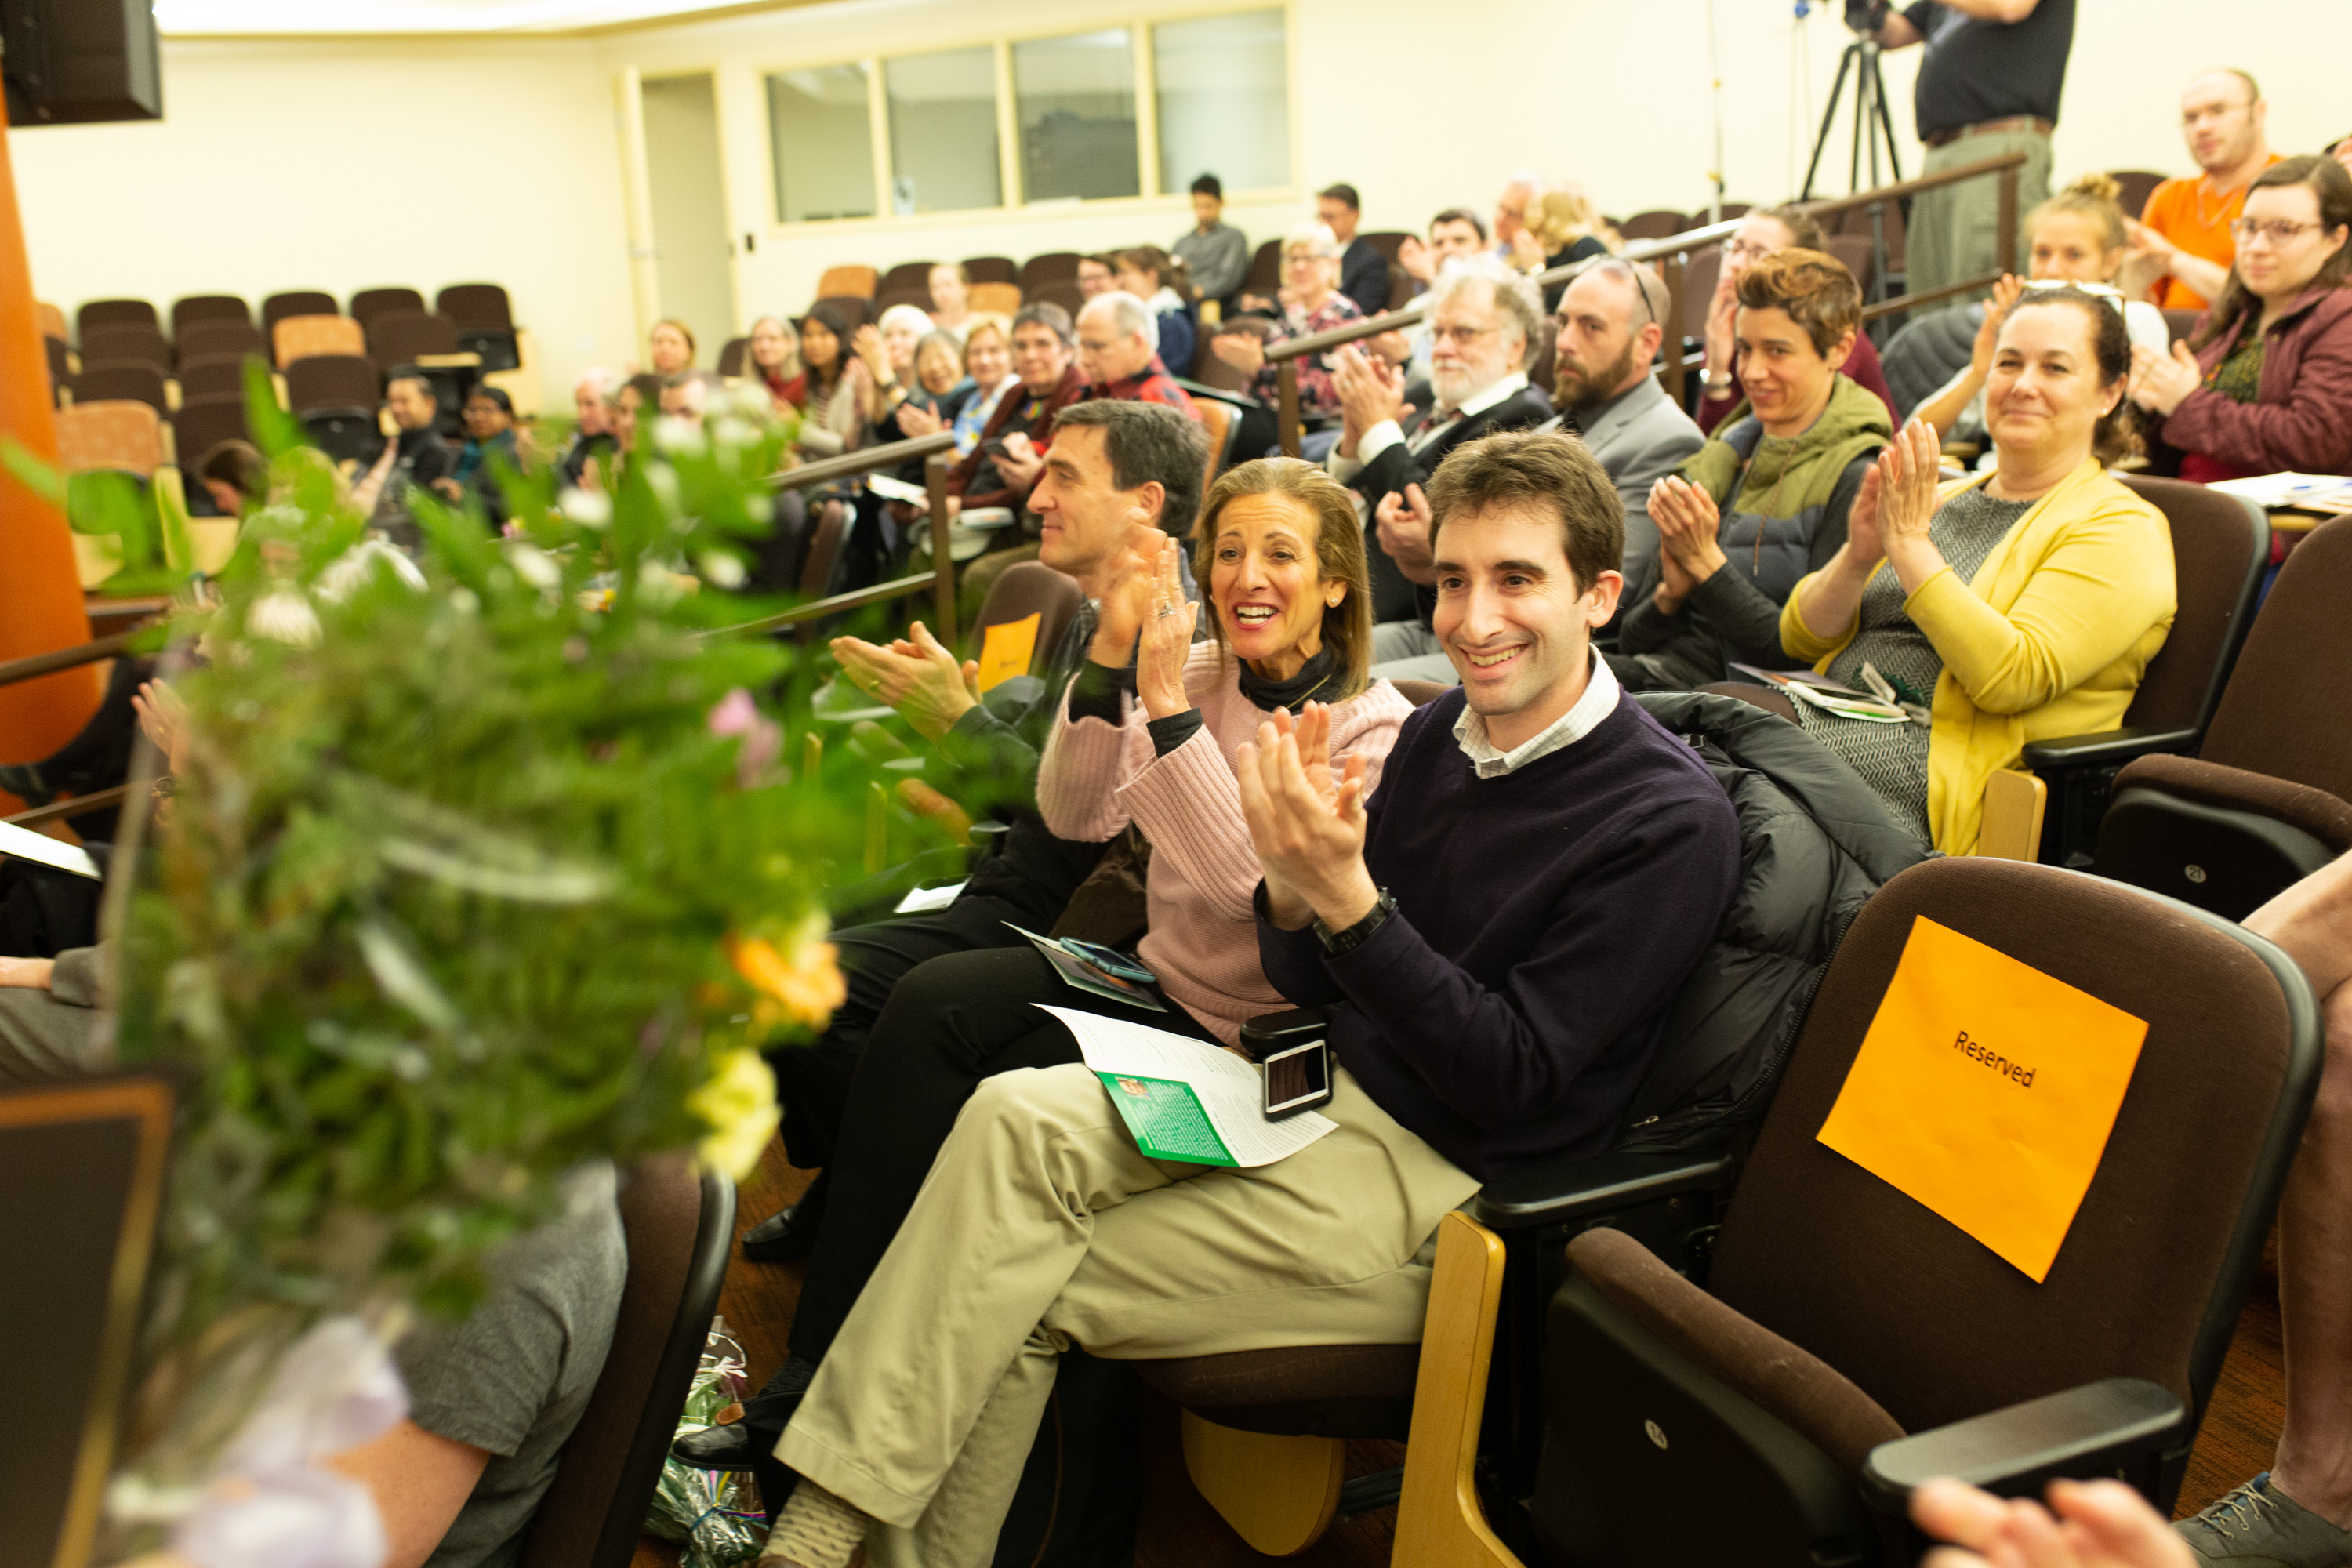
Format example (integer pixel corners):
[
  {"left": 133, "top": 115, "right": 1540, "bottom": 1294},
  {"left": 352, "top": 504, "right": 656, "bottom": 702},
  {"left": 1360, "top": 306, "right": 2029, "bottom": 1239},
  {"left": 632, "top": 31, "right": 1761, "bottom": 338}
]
[
  {"left": 1332, "top": 345, "right": 1407, "bottom": 456},
  {"left": 831, "top": 621, "right": 980, "bottom": 740},
  {"left": 132, "top": 679, "right": 190, "bottom": 773},
  {"left": 1647, "top": 477, "right": 1730, "bottom": 590},
  {"left": 1085, "top": 510, "right": 1173, "bottom": 668},
  {"left": 1871, "top": 418, "right": 1944, "bottom": 577},
  {"left": 1398, "top": 234, "right": 1436, "bottom": 285},
  {"left": 895, "top": 400, "right": 945, "bottom": 438},
  {"left": 1134, "top": 535, "right": 1199, "bottom": 720},
  {"left": 1210, "top": 332, "right": 1267, "bottom": 376},
  {"left": 1968, "top": 275, "right": 2026, "bottom": 384},
  {"left": 1374, "top": 483, "right": 1437, "bottom": 585},
  {"left": 1911, "top": 1477, "right": 2195, "bottom": 1568},
  {"left": 2129, "top": 340, "right": 2204, "bottom": 418},
  {"left": 1236, "top": 704, "right": 1376, "bottom": 932}
]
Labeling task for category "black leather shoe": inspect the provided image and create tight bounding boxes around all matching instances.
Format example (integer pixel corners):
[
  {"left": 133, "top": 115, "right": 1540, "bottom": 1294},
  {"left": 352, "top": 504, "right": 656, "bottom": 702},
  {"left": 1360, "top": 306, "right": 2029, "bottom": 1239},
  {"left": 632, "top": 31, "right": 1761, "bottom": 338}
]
[
  {"left": 741, "top": 1196, "right": 824, "bottom": 1262},
  {"left": 670, "top": 1421, "right": 763, "bottom": 1472}
]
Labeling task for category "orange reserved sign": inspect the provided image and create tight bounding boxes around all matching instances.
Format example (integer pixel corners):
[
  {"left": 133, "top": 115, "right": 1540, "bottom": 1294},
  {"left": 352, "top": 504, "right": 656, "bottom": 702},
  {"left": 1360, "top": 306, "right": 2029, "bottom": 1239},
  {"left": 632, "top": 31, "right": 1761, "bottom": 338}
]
[
  {"left": 1815, "top": 916, "right": 2147, "bottom": 1283},
  {"left": 975, "top": 613, "right": 1040, "bottom": 695}
]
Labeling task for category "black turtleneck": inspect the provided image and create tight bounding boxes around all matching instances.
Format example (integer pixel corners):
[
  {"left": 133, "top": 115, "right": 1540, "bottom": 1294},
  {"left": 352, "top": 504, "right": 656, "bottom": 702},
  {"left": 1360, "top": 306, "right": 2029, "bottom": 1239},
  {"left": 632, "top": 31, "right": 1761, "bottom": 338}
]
[{"left": 1069, "top": 642, "right": 1346, "bottom": 757}]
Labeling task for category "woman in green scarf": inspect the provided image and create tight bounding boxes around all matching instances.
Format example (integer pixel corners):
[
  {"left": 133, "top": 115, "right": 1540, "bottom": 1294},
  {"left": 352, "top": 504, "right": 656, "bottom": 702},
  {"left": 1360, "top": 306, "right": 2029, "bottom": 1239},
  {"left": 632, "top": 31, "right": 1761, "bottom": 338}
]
[{"left": 1610, "top": 249, "right": 1889, "bottom": 691}]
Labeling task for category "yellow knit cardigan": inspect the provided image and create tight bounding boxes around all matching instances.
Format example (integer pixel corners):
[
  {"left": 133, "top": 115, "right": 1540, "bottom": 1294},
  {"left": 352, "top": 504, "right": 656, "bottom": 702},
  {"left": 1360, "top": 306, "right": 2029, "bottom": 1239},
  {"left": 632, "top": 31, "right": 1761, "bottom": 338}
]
[{"left": 1778, "top": 458, "right": 2176, "bottom": 855}]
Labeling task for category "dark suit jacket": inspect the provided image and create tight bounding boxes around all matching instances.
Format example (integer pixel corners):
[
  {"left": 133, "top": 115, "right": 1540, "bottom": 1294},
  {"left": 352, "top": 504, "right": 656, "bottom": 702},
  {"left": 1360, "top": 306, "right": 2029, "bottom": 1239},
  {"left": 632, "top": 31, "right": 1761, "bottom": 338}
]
[
  {"left": 1344, "top": 380, "right": 1557, "bottom": 622},
  {"left": 1338, "top": 236, "right": 1391, "bottom": 321}
]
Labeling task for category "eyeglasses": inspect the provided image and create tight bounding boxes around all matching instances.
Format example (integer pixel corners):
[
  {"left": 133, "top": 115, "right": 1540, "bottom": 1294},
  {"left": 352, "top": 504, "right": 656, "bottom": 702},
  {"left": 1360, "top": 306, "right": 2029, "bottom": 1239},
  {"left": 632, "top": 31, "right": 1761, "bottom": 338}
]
[
  {"left": 1429, "top": 323, "right": 1501, "bottom": 347},
  {"left": 1724, "top": 239, "right": 1776, "bottom": 263},
  {"left": 2229, "top": 218, "right": 2325, "bottom": 246}
]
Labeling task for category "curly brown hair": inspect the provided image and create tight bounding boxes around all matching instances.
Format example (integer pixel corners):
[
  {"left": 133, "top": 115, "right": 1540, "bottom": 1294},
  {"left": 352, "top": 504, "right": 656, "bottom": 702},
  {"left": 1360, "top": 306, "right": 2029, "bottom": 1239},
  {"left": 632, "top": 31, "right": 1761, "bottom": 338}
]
[{"left": 1734, "top": 248, "right": 1863, "bottom": 360}]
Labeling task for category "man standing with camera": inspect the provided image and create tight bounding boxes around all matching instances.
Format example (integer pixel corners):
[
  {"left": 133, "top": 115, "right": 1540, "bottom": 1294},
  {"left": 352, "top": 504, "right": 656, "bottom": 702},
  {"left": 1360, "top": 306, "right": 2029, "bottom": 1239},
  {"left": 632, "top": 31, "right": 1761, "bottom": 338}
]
[{"left": 1868, "top": 0, "right": 2074, "bottom": 300}]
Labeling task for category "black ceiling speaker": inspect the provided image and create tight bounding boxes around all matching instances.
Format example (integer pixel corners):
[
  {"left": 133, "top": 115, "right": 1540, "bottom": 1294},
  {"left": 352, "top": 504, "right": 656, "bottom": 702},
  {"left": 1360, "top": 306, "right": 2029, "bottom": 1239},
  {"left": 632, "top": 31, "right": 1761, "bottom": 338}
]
[{"left": 1, "top": 0, "right": 162, "bottom": 126}]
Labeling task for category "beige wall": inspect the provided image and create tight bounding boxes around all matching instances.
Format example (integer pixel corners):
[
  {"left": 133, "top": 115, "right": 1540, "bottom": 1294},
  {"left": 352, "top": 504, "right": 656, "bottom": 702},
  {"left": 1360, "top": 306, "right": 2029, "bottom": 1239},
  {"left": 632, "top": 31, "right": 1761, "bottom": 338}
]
[
  {"left": 10, "top": 2, "right": 2348, "bottom": 389},
  {"left": 9, "top": 36, "right": 639, "bottom": 393}
]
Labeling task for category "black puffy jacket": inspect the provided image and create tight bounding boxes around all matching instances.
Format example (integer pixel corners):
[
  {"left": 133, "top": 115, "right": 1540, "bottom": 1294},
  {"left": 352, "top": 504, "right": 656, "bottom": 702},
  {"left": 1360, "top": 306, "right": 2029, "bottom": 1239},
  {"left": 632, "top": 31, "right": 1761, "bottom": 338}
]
[{"left": 1611, "top": 692, "right": 1929, "bottom": 1154}]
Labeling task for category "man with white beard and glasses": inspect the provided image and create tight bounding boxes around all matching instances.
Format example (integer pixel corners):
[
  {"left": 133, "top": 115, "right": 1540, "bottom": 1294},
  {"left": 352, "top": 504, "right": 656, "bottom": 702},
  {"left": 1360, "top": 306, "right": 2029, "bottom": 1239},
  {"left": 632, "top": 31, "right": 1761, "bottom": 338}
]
[{"left": 1326, "top": 254, "right": 1552, "bottom": 661}]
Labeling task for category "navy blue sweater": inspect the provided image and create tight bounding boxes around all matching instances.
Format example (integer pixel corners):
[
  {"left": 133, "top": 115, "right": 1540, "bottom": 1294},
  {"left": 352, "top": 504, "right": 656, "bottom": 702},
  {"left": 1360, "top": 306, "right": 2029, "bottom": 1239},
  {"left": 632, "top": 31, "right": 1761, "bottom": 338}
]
[{"left": 1258, "top": 688, "right": 1740, "bottom": 1183}]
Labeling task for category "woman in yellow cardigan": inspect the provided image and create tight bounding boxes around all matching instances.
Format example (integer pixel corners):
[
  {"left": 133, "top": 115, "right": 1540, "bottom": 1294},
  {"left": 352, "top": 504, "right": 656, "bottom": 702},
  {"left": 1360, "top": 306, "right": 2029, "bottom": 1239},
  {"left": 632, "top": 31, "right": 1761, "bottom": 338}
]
[{"left": 1779, "top": 286, "right": 2176, "bottom": 855}]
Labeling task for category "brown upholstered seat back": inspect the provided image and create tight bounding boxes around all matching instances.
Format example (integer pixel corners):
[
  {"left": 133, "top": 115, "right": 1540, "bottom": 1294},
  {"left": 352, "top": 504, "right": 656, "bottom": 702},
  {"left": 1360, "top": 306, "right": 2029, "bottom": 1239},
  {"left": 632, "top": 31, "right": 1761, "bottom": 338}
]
[
  {"left": 970, "top": 559, "right": 1083, "bottom": 670},
  {"left": 2114, "top": 474, "right": 2266, "bottom": 735},
  {"left": 2195, "top": 517, "right": 2352, "bottom": 802},
  {"left": 1708, "top": 857, "right": 2299, "bottom": 1440},
  {"left": 517, "top": 1155, "right": 729, "bottom": 1568}
]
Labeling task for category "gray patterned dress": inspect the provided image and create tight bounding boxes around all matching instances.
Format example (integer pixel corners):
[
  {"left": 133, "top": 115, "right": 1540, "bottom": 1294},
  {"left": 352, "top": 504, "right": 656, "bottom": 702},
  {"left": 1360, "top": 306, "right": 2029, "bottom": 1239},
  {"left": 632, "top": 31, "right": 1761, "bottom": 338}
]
[{"left": 1795, "top": 488, "right": 2036, "bottom": 844}]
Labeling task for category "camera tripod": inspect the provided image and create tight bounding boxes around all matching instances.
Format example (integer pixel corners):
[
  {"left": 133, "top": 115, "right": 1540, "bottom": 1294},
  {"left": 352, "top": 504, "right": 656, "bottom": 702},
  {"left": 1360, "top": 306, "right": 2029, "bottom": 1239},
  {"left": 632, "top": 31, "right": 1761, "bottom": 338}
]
[{"left": 1800, "top": 34, "right": 1904, "bottom": 200}]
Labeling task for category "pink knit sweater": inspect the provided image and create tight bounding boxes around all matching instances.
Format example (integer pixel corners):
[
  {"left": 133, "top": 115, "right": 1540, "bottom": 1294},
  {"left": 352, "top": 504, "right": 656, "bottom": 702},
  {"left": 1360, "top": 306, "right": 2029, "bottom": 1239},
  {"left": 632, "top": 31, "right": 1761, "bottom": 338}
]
[{"left": 1036, "top": 643, "right": 1413, "bottom": 1044}]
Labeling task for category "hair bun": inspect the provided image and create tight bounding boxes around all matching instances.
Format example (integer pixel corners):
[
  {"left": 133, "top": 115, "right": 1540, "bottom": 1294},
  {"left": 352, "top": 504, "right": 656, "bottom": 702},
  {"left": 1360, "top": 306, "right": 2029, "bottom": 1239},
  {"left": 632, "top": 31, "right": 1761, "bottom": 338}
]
[{"left": 2066, "top": 172, "right": 2122, "bottom": 204}]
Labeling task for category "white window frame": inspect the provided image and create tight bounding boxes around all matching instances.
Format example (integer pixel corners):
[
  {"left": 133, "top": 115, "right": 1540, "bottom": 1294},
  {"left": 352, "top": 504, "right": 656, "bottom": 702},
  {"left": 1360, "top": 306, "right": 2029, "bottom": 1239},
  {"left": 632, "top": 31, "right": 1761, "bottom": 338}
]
[{"left": 755, "top": 0, "right": 1298, "bottom": 239}]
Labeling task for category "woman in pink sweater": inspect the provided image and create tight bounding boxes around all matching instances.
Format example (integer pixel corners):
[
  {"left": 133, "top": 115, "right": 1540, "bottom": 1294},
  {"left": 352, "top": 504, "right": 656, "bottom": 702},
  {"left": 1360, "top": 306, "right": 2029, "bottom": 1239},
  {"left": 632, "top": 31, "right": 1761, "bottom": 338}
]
[{"left": 1039, "top": 457, "right": 1413, "bottom": 1043}]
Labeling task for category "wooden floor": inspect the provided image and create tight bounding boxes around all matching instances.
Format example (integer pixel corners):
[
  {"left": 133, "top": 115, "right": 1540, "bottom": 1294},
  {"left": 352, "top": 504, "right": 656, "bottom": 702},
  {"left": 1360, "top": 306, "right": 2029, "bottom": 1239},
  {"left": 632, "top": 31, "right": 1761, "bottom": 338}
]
[{"left": 637, "top": 1137, "right": 2288, "bottom": 1565}]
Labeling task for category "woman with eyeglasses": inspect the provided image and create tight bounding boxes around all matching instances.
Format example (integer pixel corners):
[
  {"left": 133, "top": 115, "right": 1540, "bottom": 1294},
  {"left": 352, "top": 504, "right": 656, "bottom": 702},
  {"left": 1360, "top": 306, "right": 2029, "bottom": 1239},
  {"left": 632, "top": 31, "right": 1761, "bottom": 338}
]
[
  {"left": 2129, "top": 155, "right": 2352, "bottom": 485},
  {"left": 1911, "top": 175, "right": 2173, "bottom": 444},
  {"left": 1209, "top": 223, "right": 1364, "bottom": 421},
  {"left": 1781, "top": 287, "right": 2175, "bottom": 856}
]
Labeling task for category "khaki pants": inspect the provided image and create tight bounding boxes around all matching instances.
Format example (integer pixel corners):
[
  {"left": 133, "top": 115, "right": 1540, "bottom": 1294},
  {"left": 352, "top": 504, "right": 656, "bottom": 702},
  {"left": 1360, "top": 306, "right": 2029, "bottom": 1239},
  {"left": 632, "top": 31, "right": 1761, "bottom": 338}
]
[
  {"left": 776, "top": 1061, "right": 1480, "bottom": 1568},
  {"left": 1907, "top": 128, "right": 2053, "bottom": 302}
]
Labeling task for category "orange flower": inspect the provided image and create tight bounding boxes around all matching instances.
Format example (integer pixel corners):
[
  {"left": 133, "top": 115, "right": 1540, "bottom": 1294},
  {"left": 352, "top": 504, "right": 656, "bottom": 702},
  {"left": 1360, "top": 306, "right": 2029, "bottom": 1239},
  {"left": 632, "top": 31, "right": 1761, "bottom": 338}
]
[{"left": 727, "top": 922, "right": 846, "bottom": 1034}]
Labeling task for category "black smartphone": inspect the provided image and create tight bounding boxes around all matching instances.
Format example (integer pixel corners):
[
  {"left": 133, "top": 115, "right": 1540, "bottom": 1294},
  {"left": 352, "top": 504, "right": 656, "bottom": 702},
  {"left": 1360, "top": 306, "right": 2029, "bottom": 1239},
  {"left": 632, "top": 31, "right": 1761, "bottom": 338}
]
[{"left": 1240, "top": 1007, "right": 1334, "bottom": 1120}]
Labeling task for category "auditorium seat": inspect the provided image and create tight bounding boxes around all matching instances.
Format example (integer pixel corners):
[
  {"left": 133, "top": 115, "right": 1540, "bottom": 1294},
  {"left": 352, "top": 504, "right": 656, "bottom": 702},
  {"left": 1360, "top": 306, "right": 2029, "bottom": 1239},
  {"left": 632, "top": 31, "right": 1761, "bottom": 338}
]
[
  {"left": 56, "top": 400, "right": 165, "bottom": 477},
  {"left": 76, "top": 299, "right": 158, "bottom": 339},
  {"left": 1680, "top": 202, "right": 1751, "bottom": 229},
  {"left": 874, "top": 287, "right": 931, "bottom": 316},
  {"left": 1242, "top": 239, "right": 1280, "bottom": 296},
  {"left": 877, "top": 260, "right": 937, "bottom": 297},
  {"left": 348, "top": 286, "right": 426, "bottom": 330},
  {"left": 1150, "top": 855, "right": 2318, "bottom": 1561},
  {"left": 960, "top": 255, "right": 1018, "bottom": 285},
  {"left": 1824, "top": 232, "right": 1877, "bottom": 300},
  {"left": 1519, "top": 857, "right": 2315, "bottom": 1565},
  {"left": 815, "top": 263, "right": 878, "bottom": 300},
  {"left": 1192, "top": 397, "right": 1236, "bottom": 496},
  {"left": 273, "top": 314, "right": 367, "bottom": 369},
  {"left": 176, "top": 319, "right": 270, "bottom": 366},
  {"left": 368, "top": 310, "right": 460, "bottom": 365},
  {"left": 78, "top": 324, "right": 170, "bottom": 374},
  {"left": 1189, "top": 317, "right": 1258, "bottom": 395},
  {"left": 966, "top": 559, "right": 1082, "bottom": 670},
  {"left": 173, "top": 394, "right": 253, "bottom": 470},
  {"left": 1680, "top": 243, "right": 1722, "bottom": 340},
  {"left": 795, "top": 499, "right": 851, "bottom": 633},
  {"left": 2107, "top": 170, "right": 2168, "bottom": 224},
  {"left": 2092, "top": 515, "right": 2352, "bottom": 920},
  {"left": 71, "top": 362, "right": 169, "bottom": 417},
  {"left": 1018, "top": 252, "right": 1080, "bottom": 292},
  {"left": 1028, "top": 281, "right": 1083, "bottom": 318},
  {"left": 261, "top": 290, "right": 339, "bottom": 335},
  {"left": 968, "top": 281, "right": 1022, "bottom": 316},
  {"left": 437, "top": 283, "right": 521, "bottom": 372},
  {"left": 176, "top": 354, "right": 263, "bottom": 404},
  {"left": 1617, "top": 209, "right": 1686, "bottom": 242},
  {"left": 1820, "top": 199, "right": 1907, "bottom": 283},
  {"left": 2165, "top": 308, "right": 2201, "bottom": 347},
  {"left": 811, "top": 296, "right": 872, "bottom": 332},
  {"left": 1991, "top": 474, "right": 2269, "bottom": 866},
  {"left": 514, "top": 1156, "right": 733, "bottom": 1568},
  {"left": 285, "top": 354, "right": 381, "bottom": 417},
  {"left": 43, "top": 336, "right": 71, "bottom": 406},
  {"left": 717, "top": 336, "right": 749, "bottom": 377},
  {"left": 169, "top": 294, "right": 251, "bottom": 339},
  {"left": 37, "top": 300, "right": 69, "bottom": 343}
]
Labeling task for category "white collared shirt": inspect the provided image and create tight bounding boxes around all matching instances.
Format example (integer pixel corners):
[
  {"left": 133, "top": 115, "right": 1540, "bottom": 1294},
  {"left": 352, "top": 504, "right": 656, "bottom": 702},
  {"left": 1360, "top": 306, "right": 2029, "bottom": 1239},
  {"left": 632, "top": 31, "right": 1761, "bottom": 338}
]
[
  {"left": 1329, "top": 372, "right": 1532, "bottom": 483},
  {"left": 1450, "top": 648, "right": 1621, "bottom": 779}
]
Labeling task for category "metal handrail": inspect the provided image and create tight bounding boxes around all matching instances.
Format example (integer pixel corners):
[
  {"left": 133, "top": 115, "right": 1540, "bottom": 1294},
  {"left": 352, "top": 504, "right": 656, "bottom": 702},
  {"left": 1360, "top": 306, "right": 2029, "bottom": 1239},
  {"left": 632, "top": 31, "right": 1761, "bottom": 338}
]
[
  {"left": 1258, "top": 151, "right": 2029, "bottom": 456},
  {"left": 4, "top": 783, "right": 130, "bottom": 829},
  {"left": 710, "top": 438, "right": 960, "bottom": 641},
  {"left": 0, "top": 627, "right": 150, "bottom": 691}
]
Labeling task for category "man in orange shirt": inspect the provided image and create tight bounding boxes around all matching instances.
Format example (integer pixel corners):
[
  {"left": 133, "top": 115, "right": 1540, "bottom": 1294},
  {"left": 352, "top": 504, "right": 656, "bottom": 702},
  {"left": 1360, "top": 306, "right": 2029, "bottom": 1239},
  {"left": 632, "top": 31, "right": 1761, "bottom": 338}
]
[{"left": 2127, "top": 68, "right": 2280, "bottom": 311}]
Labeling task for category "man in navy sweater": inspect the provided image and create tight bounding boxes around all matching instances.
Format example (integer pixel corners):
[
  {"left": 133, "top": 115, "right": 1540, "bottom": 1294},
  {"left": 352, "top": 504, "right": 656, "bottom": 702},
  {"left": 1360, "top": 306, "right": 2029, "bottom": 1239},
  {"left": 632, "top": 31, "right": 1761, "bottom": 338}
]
[{"left": 754, "top": 430, "right": 1738, "bottom": 1568}]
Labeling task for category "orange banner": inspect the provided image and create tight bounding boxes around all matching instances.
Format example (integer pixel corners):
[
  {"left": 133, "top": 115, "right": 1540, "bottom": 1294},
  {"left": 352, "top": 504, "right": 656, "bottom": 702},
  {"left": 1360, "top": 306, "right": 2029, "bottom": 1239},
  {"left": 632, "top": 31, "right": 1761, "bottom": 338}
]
[{"left": 1815, "top": 916, "right": 2147, "bottom": 1282}]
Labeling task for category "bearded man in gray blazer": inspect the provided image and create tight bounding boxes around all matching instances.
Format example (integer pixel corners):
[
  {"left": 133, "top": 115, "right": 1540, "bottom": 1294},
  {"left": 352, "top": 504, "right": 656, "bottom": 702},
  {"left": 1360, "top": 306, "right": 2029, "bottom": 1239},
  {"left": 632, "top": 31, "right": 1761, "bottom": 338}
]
[{"left": 1370, "top": 258, "right": 1704, "bottom": 684}]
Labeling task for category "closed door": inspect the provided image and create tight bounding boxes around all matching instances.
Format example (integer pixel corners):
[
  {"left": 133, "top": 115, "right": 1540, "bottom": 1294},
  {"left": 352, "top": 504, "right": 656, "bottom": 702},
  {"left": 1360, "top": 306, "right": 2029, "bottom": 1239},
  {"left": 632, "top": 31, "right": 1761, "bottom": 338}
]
[{"left": 636, "top": 72, "right": 735, "bottom": 370}]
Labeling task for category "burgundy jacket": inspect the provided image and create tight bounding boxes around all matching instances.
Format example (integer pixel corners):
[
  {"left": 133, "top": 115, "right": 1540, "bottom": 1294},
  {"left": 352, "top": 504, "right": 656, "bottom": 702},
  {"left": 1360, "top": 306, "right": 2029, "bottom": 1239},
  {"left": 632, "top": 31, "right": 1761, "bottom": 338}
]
[
  {"left": 2165, "top": 283, "right": 2352, "bottom": 476},
  {"left": 946, "top": 364, "right": 1088, "bottom": 510}
]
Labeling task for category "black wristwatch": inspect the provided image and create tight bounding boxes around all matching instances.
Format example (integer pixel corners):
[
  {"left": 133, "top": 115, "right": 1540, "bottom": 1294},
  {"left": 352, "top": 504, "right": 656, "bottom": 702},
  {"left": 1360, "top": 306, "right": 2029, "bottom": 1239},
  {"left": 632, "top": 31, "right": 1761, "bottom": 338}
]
[{"left": 1315, "top": 887, "right": 1397, "bottom": 956}]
